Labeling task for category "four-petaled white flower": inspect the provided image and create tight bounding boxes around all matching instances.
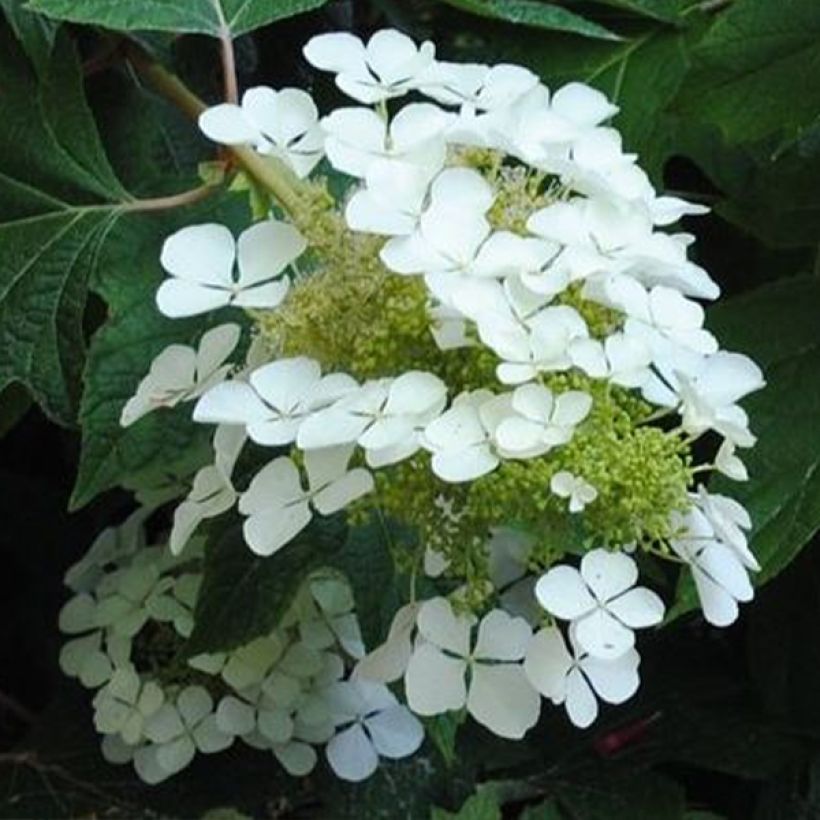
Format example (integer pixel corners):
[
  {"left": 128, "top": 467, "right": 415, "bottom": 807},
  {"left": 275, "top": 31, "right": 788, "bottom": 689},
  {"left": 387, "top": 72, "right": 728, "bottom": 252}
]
[
  {"left": 239, "top": 446, "right": 373, "bottom": 556},
  {"left": 156, "top": 220, "right": 306, "bottom": 317},
  {"left": 524, "top": 626, "right": 640, "bottom": 728},
  {"left": 535, "top": 549, "right": 664, "bottom": 658},
  {"left": 549, "top": 471, "right": 599, "bottom": 513},
  {"left": 323, "top": 679, "right": 424, "bottom": 782},
  {"left": 669, "top": 506, "right": 755, "bottom": 627},
  {"left": 92, "top": 666, "right": 164, "bottom": 745},
  {"left": 121, "top": 324, "right": 240, "bottom": 427},
  {"left": 304, "top": 29, "right": 435, "bottom": 104},
  {"left": 296, "top": 371, "right": 447, "bottom": 467},
  {"left": 135, "top": 687, "right": 232, "bottom": 784},
  {"left": 494, "top": 384, "right": 591, "bottom": 458},
  {"left": 405, "top": 598, "right": 540, "bottom": 739},
  {"left": 194, "top": 356, "right": 357, "bottom": 446},
  {"left": 198, "top": 87, "right": 324, "bottom": 178}
]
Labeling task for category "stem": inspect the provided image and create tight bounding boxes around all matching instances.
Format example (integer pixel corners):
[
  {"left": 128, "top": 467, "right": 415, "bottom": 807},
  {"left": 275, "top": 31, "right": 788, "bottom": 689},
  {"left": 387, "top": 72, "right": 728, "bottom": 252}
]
[
  {"left": 124, "top": 44, "right": 307, "bottom": 217},
  {"left": 123, "top": 183, "right": 220, "bottom": 213}
]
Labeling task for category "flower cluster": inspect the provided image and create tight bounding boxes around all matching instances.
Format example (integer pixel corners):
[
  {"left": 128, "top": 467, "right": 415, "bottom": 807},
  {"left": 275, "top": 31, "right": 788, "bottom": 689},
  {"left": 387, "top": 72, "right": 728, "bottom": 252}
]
[
  {"left": 67, "top": 27, "right": 767, "bottom": 782},
  {"left": 59, "top": 512, "right": 423, "bottom": 783}
]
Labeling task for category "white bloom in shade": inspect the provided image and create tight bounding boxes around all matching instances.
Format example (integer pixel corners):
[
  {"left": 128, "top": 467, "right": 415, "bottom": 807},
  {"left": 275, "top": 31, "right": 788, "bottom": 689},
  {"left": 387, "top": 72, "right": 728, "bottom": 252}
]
[
  {"left": 405, "top": 598, "right": 540, "bottom": 739},
  {"left": 346, "top": 158, "right": 441, "bottom": 236},
  {"left": 693, "top": 487, "right": 758, "bottom": 571},
  {"left": 494, "top": 384, "right": 591, "bottom": 458},
  {"left": 354, "top": 603, "right": 420, "bottom": 683},
  {"left": 669, "top": 507, "right": 755, "bottom": 627},
  {"left": 478, "top": 305, "right": 590, "bottom": 385},
  {"left": 322, "top": 103, "right": 449, "bottom": 178},
  {"left": 299, "top": 576, "right": 365, "bottom": 659},
  {"left": 304, "top": 29, "right": 435, "bottom": 103},
  {"left": 156, "top": 220, "right": 306, "bottom": 318},
  {"left": 524, "top": 626, "right": 640, "bottom": 728},
  {"left": 215, "top": 688, "right": 294, "bottom": 746},
  {"left": 169, "top": 425, "right": 246, "bottom": 555},
  {"left": 323, "top": 679, "right": 424, "bottom": 782},
  {"left": 198, "top": 87, "right": 324, "bottom": 178},
  {"left": 535, "top": 549, "right": 664, "bottom": 659},
  {"left": 550, "top": 471, "right": 598, "bottom": 513},
  {"left": 296, "top": 371, "right": 447, "bottom": 464},
  {"left": 380, "top": 168, "right": 494, "bottom": 276},
  {"left": 195, "top": 357, "right": 357, "bottom": 446},
  {"left": 715, "top": 438, "right": 748, "bottom": 482},
  {"left": 94, "top": 560, "right": 166, "bottom": 638},
  {"left": 135, "top": 687, "right": 232, "bottom": 783},
  {"left": 121, "top": 324, "right": 240, "bottom": 427},
  {"left": 92, "top": 667, "right": 164, "bottom": 745},
  {"left": 676, "top": 351, "right": 765, "bottom": 446},
  {"left": 420, "top": 390, "right": 500, "bottom": 482},
  {"left": 510, "top": 82, "right": 619, "bottom": 166},
  {"left": 239, "top": 447, "right": 373, "bottom": 556}
]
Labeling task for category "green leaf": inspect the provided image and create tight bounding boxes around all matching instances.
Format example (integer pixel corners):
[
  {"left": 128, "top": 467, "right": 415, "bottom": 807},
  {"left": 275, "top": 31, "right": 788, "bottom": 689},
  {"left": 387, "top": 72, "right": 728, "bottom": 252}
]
[
  {"left": 556, "top": 772, "right": 685, "bottom": 820},
  {"left": 673, "top": 276, "right": 820, "bottom": 615},
  {"left": 184, "top": 516, "right": 348, "bottom": 656},
  {"left": 675, "top": 0, "right": 820, "bottom": 144},
  {"left": 0, "top": 26, "right": 131, "bottom": 424},
  {"left": 0, "top": 0, "right": 58, "bottom": 73},
  {"left": 431, "top": 791, "right": 501, "bottom": 820},
  {"left": 519, "top": 802, "right": 564, "bottom": 820},
  {"left": 27, "top": 0, "right": 330, "bottom": 36},
  {"left": 590, "top": 0, "right": 685, "bottom": 24},
  {"left": 330, "top": 514, "right": 406, "bottom": 648},
  {"left": 440, "top": 0, "right": 620, "bottom": 40}
]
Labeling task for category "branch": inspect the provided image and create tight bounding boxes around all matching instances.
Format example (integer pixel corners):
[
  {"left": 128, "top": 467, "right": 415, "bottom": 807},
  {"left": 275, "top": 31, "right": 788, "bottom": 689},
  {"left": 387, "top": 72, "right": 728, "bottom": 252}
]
[
  {"left": 219, "top": 27, "right": 239, "bottom": 104},
  {"left": 123, "top": 183, "right": 221, "bottom": 213},
  {"left": 124, "top": 44, "right": 307, "bottom": 217}
]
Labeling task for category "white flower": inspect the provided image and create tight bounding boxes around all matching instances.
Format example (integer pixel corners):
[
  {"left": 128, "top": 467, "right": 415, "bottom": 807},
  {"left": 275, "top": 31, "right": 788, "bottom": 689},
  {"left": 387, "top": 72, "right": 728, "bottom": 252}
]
[
  {"left": 215, "top": 688, "right": 294, "bottom": 745},
  {"left": 156, "top": 220, "right": 306, "bottom": 318},
  {"left": 296, "top": 371, "right": 447, "bottom": 466},
  {"left": 189, "top": 633, "right": 287, "bottom": 690},
  {"left": 323, "top": 679, "right": 424, "bottom": 782},
  {"left": 550, "top": 471, "right": 599, "bottom": 514},
  {"left": 420, "top": 390, "right": 501, "bottom": 482},
  {"left": 494, "top": 384, "right": 591, "bottom": 458},
  {"left": 135, "top": 687, "right": 232, "bottom": 783},
  {"left": 92, "top": 667, "right": 164, "bottom": 745},
  {"left": 354, "top": 603, "right": 420, "bottom": 683},
  {"left": 535, "top": 549, "right": 664, "bottom": 658},
  {"left": 194, "top": 356, "right": 357, "bottom": 446},
  {"left": 239, "top": 446, "right": 373, "bottom": 556},
  {"left": 524, "top": 626, "right": 640, "bottom": 728},
  {"left": 94, "top": 559, "right": 170, "bottom": 638},
  {"left": 669, "top": 507, "right": 755, "bottom": 627},
  {"left": 693, "top": 487, "right": 758, "bottom": 571},
  {"left": 380, "top": 168, "right": 494, "bottom": 276},
  {"left": 477, "top": 305, "right": 590, "bottom": 384},
  {"left": 322, "top": 103, "right": 449, "bottom": 178},
  {"left": 304, "top": 29, "right": 435, "bottom": 104},
  {"left": 569, "top": 332, "right": 653, "bottom": 388},
  {"left": 346, "top": 158, "right": 440, "bottom": 236},
  {"left": 169, "top": 425, "right": 246, "bottom": 555},
  {"left": 120, "top": 324, "right": 240, "bottom": 426},
  {"left": 198, "top": 87, "right": 324, "bottom": 178},
  {"left": 676, "top": 352, "right": 765, "bottom": 446},
  {"left": 298, "top": 576, "right": 365, "bottom": 660},
  {"left": 404, "top": 598, "right": 540, "bottom": 739}
]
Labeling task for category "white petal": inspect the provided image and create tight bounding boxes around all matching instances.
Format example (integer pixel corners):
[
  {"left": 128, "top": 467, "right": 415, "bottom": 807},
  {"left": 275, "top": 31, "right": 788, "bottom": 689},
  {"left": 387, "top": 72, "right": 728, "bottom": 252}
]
[
  {"left": 312, "top": 468, "right": 374, "bottom": 515},
  {"left": 231, "top": 280, "right": 289, "bottom": 310},
  {"left": 198, "top": 104, "right": 258, "bottom": 145},
  {"left": 523, "top": 627, "right": 573, "bottom": 703},
  {"left": 240, "top": 457, "right": 305, "bottom": 513},
  {"left": 535, "top": 566, "right": 595, "bottom": 620},
  {"left": 574, "top": 609, "right": 635, "bottom": 660},
  {"left": 581, "top": 649, "right": 640, "bottom": 704},
  {"left": 156, "top": 735, "right": 196, "bottom": 775},
  {"left": 467, "top": 664, "right": 540, "bottom": 739},
  {"left": 404, "top": 643, "right": 467, "bottom": 715},
  {"left": 193, "top": 381, "right": 269, "bottom": 425},
  {"left": 692, "top": 568, "right": 739, "bottom": 627},
  {"left": 551, "top": 82, "right": 618, "bottom": 126},
  {"left": 250, "top": 357, "right": 320, "bottom": 412},
  {"left": 216, "top": 696, "right": 255, "bottom": 736},
  {"left": 564, "top": 667, "right": 598, "bottom": 728},
  {"left": 551, "top": 391, "right": 593, "bottom": 427},
  {"left": 160, "top": 224, "right": 235, "bottom": 286},
  {"left": 431, "top": 446, "right": 498, "bottom": 482},
  {"left": 303, "top": 32, "right": 365, "bottom": 74},
  {"left": 326, "top": 723, "right": 379, "bottom": 782},
  {"left": 384, "top": 370, "right": 446, "bottom": 416},
  {"left": 297, "top": 408, "right": 370, "bottom": 449},
  {"left": 473, "top": 610, "right": 531, "bottom": 661},
  {"left": 273, "top": 740, "right": 317, "bottom": 776},
  {"left": 242, "top": 504, "right": 312, "bottom": 556},
  {"left": 156, "top": 279, "right": 231, "bottom": 318},
  {"left": 237, "top": 220, "right": 306, "bottom": 286},
  {"left": 580, "top": 549, "right": 638, "bottom": 603},
  {"left": 416, "top": 597, "right": 472, "bottom": 655},
  {"left": 365, "top": 705, "right": 424, "bottom": 759},
  {"left": 608, "top": 587, "right": 665, "bottom": 629}
]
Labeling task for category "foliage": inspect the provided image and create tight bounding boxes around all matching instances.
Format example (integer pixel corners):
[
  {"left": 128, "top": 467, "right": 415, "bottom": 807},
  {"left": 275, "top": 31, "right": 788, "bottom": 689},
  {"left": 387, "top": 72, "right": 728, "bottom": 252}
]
[{"left": 1, "top": 0, "right": 820, "bottom": 816}]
